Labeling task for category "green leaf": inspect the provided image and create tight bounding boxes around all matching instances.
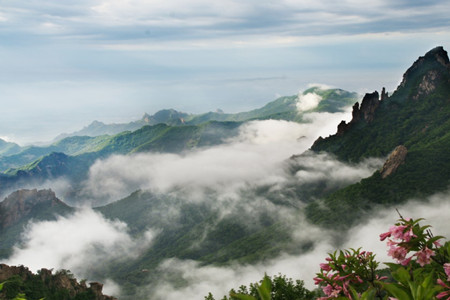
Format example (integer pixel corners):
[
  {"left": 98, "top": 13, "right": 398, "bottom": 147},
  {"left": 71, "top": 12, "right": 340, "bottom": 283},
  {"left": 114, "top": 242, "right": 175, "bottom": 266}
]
[
  {"left": 229, "top": 293, "right": 257, "bottom": 300},
  {"left": 381, "top": 282, "right": 412, "bottom": 300},
  {"left": 392, "top": 267, "right": 411, "bottom": 285},
  {"left": 257, "top": 276, "right": 271, "bottom": 300}
]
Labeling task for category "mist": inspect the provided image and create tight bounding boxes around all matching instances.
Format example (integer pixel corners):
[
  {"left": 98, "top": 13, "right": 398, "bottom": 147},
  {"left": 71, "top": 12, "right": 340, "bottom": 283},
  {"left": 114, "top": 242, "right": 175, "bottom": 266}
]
[
  {"left": 5, "top": 208, "right": 157, "bottom": 297},
  {"left": 80, "top": 110, "right": 356, "bottom": 206},
  {"left": 2, "top": 108, "right": 416, "bottom": 299},
  {"left": 147, "top": 190, "right": 450, "bottom": 300}
]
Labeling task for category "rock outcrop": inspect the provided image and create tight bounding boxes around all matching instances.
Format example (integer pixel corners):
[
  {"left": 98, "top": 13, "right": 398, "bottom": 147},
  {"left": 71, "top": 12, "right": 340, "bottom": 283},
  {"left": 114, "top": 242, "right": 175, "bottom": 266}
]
[
  {"left": 399, "top": 46, "right": 450, "bottom": 90},
  {"left": 334, "top": 90, "right": 383, "bottom": 136},
  {"left": 0, "top": 264, "right": 116, "bottom": 300},
  {"left": 0, "top": 189, "right": 70, "bottom": 229},
  {"left": 380, "top": 145, "right": 408, "bottom": 179}
]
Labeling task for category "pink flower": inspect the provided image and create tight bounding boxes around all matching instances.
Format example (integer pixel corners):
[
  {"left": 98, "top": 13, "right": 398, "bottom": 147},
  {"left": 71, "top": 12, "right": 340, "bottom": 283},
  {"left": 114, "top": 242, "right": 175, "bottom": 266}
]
[
  {"left": 400, "top": 256, "right": 413, "bottom": 266},
  {"left": 380, "top": 231, "right": 391, "bottom": 241},
  {"left": 320, "top": 263, "right": 332, "bottom": 272},
  {"left": 322, "top": 284, "right": 341, "bottom": 297},
  {"left": 444, "top": 263, "right": 450, "bottom": 282},
  {"left": 434, "top": 240, "right": 442, "bottom": 247},
  {"left": 415, "top": 247, "right": 435, "bottom": 267},
  {"left": 389, "top": 225, "right": 407, "bottom": 240},
  {"left": 436, "top": 279, "right": 450, "bottom": 299},
  {"left": 388, "top": 245, "right": 408, "bottom": 262},
  {"left": 313, "top": 277, "right": 324, "bottom": 285},
  {"left": 387, "top": 239, "right": 397, "bottom": 247},
  {"left": 402, "top": 228, "right": 416, "bottom": 242}
]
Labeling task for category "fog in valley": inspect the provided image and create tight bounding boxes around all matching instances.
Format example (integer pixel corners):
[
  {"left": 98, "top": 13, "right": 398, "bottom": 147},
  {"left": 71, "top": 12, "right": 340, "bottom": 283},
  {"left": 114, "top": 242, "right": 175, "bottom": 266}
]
[{"left": 3, "top": 91, "right": 450, "bottom": 299}]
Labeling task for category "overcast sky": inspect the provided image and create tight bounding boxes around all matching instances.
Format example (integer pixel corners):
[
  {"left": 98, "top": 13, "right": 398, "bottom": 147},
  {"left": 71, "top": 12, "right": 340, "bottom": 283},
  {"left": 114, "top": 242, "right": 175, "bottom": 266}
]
[{"left": 1, "top": 0, "right": 450, "bottom": 144}]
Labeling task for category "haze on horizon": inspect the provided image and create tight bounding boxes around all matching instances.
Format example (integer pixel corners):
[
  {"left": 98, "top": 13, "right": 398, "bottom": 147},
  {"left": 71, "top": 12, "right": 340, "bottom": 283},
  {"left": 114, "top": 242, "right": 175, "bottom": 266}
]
[{"left": 1, "top": 0, "right": 450, "bottom": 144}]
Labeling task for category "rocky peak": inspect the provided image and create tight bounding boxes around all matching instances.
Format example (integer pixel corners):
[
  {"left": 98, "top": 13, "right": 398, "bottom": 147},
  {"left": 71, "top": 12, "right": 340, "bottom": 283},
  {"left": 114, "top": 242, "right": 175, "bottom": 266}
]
[
  {"left": 357, "top": 91, "right": 381, "bottom": 123},
  {"left": 0, "top": 189, "right": 68, "bottom": 229},
  {"left": 334, "top": 90, "right": 382, "bottom": 136},
  {"left": 142, "top": 112, "right": 151, "bottom": 123},
  {"left": 380, "top": 145, "right": 408, "bottom": 179},
  {"left": 398, "top": 46, "right": 450, "bottom": 90},
  {"left": 0, "top": 264, "right": 116, "bottom": 300}
]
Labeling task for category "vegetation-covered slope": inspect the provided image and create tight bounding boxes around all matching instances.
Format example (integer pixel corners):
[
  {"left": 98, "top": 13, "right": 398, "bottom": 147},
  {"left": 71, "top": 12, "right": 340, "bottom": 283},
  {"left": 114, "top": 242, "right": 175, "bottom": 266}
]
[
  {"left": 307, "top": 46, "right": 450, "bottom": 228},
  {"left": 0, "top": 121, "right": 242, "bottom": 194},
  {"left": 0, "top": 189, "right": 74, "bottom": 258}
]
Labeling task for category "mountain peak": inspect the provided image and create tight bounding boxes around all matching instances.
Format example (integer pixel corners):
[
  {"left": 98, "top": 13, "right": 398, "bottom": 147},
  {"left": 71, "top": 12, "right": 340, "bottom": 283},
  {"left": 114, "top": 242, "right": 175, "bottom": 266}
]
[
  {"left": 425, "top": 46, "right": 449, "bottom": 66},
  {"left": 398, "top": 46, "right": 450, "bottom": 91},
  {"left": 0, "top": 189, "right": 69, "bottom": 229},
  {"left": 311, "top": 46, "right": 450, "bottom": 161}
]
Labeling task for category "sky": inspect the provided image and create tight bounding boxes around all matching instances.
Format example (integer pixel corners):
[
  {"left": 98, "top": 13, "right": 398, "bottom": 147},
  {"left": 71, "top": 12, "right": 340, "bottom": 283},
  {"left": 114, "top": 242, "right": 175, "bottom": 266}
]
[{"left": 1, "top": 0, "right": 450, "bottom": 144}]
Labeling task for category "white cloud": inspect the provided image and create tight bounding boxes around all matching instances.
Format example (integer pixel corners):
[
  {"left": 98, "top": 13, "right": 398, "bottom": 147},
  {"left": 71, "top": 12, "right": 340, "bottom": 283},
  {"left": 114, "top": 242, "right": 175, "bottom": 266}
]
[
  {"left": 293, "top": 151, "right": 384, "bottom": 186},
  {"left": 147, "top": 190, "right": 450, "bottom": 300},
  {"left": 5, "top": 208, "right": 157, "bottom": 290},
  {"left": 80, "top": 115, "right": 354, "bottom": 205},
  {"left": 296, "top": 92, "right": 323, "bottom": 111}
]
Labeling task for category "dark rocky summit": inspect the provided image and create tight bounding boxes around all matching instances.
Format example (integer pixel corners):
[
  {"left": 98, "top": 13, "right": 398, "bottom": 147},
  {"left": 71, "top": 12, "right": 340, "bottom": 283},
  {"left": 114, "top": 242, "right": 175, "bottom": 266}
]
[
  {"left": 399, "top": 46, "right": 450, "bottom": 91},
  {"left": 316, "top": 89, "right": 384, "bottom": 140},
  {"left": 312, "top": 46, "right": 450, "bottom": 154}
]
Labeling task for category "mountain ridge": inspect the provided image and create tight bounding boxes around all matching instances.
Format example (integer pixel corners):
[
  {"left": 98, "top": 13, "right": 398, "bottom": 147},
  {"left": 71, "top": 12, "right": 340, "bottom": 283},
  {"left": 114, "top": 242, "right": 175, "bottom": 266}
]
[
  {"left": 53, "top": 87, "right": 358, "bottom": 140},
  {"left": 307, "top": 46, "right": 450, "bottom": 228}
]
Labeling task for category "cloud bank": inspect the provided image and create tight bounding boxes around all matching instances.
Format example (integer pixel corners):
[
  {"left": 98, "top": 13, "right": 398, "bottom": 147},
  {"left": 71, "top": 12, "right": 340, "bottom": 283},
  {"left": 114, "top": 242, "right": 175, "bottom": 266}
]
[
  {"left": 147, "top": 190, "right": 450, "bottom": 300},
  {"left": 5, "top": 208, "right": 157, "bottom": 297},
  {"left": 79, "top": 112, "right": 357, "bottom": 205},
  {"left": 296, "top": 92, "right": 323, "bottom": 112},
  {"left": 4, "top": 110, "right": 449, "bottom": 300}
]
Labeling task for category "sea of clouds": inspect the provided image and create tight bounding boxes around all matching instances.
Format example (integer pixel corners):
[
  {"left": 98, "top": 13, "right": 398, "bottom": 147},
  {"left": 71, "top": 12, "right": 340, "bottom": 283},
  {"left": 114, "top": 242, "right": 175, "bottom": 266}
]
[{"left": 3, "top": 89, "right": 449, "bottom": 299}]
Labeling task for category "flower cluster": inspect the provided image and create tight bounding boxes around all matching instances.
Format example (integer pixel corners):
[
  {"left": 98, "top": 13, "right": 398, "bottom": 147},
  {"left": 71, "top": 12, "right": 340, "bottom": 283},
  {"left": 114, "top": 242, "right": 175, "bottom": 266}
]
[
  {"left": 315, "top": 216, "right": 450, "bottom": 300},
  {"left": 314, "top": 248, "right": 383, "bottom": 299},
  {"left": 437, "top": 264, "right": 450, "bottom": 300},
  {"left": 379, "top": 217, "right": 442, "bottom": 267}
]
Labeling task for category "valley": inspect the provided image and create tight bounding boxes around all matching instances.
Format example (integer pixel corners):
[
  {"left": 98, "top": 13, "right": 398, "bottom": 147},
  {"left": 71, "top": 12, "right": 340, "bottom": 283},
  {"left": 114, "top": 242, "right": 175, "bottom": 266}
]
[{"left": 0, "top": 47, "right": 450, "bottom": 299}]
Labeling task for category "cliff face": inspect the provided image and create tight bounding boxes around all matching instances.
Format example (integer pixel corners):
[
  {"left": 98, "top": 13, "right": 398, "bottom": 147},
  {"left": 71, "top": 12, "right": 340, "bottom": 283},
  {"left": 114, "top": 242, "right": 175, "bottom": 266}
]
[
  {"left": 311, "top": 46, "right": 450, "bottom": 162},
  {"left": 0, "top": 189, "right": 71, "bottom": 229},
  {"left": 305, "top": 46, "right": 450, "bottom": 228},
  {"left": 380, "top": 145, "right": 408, "bottom": 179},
  {"left": 335, "top": 91, "right": 382, "bottom": 136},
  {"left": 398, "top": 46, "right": 450, "bottom": 92},
  {"left": 0, "top": 264, "right": 116, "bottom": 300}
]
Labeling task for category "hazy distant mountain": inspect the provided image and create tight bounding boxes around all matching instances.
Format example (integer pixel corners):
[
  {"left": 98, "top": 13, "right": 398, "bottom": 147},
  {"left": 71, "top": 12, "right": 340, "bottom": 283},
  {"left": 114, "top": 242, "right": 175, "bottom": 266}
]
[
  {"left": 183, "top": 87, "right": 358, "bottom": 125},
  {"left": 0, "top": 139, "right": 21, "bottom": 156},
  {"left": 54, "top": 88, "right": 358, "bottom": 140},
  {"left": 0, "top": 121, "right": 242, "bottom": 194},
  {"left": 54, "top": 109, "right": 190, "bottom": 140},
  {"left": 0, "top": 87, "right": 357, "bottom": 191},
  {"left": 307, "top": 46, "right": 450, "bottom": 228}
]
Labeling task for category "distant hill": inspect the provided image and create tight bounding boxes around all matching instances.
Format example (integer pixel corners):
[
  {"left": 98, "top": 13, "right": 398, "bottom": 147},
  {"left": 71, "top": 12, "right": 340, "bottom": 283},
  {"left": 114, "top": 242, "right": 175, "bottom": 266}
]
[
  {"left": 0, "top": 139, "right": 21, "bottom": 157},
  {"left": 307, "top": 46, "right": 450, "bottom": 228},
  {"left": 54, "top": 87, "right": 358, "bottom": 140},
  {"left": 0, "top": 121, "right": 242, "bottom": 194},
  {"left": 54, "top": 109, "right": 190, "bottom": 141},
  {"left": 0, "top": 87, "right": 357, "bottom": 193}
]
